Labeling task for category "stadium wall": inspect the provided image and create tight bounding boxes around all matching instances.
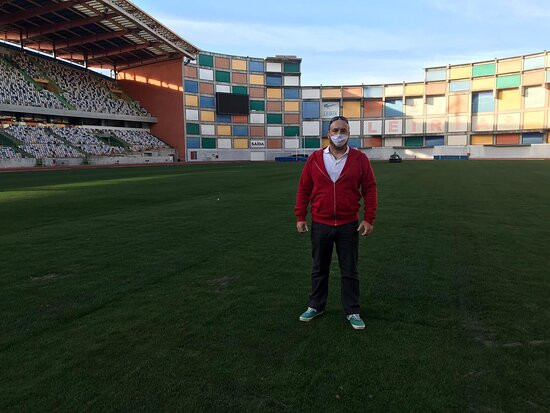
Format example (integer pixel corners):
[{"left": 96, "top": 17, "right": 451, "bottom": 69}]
[{"left": 177, "top": 50, "right": 550, "bottom": 161}]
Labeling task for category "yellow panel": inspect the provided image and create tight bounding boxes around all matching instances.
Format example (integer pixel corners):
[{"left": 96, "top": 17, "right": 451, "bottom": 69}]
[
  {"left": 547, "top": 132, "right": 550, "bottom": 143},
  {"left": 233, "top": 138, "right": 248, "bottom": 149},
  {"left": 385, "top": 84, "right": 403, "bottom": 97},
  {"left": 284, "top": 101, "right": 299, "bottom": 112},
  {"left": 322, "top": 88, "right": 341, "bottom": 98},
  {"left": 232, "top": 59, "right": 247, "bottom": 71},
  {"left": 472, "top": 77, "right": 495, "bottom": 90},
  {"left": 449, "top": 65, "right": 472, "bottom": 80},
  {"left": 342, "top": 101, "right": 361, "bottom": 118},
  {"left": 250, "top": 74, "right": 264, "bottom": 85},
  {"left": 404, "top": 83, "right": 424, "bottom": 95},
  {"left": 497, "top": 89, "right": 521, "bottom": 111},
  {"left": 200, "top": 110, "right": 215, "bottom": 122},
  {"left": 523, "top": 111, "right": 545, "bottom": 129},
  {"left": 523, "top": 70, "right": 545, "bottom": 86},
  {"left": 497, "top": 59, "right": 522, "bottom": 74},
  {"left": 185, "top": 95, "right": 198, "bottom": 107},
  {"left": 267, "top": 88, "right": 282, "bottom": 99},
  {"left": 217, "top": 125, "right": 232, "bottom": 136},
  {"left": 471, "top": 135, "right": 493, "bottom": 145}
]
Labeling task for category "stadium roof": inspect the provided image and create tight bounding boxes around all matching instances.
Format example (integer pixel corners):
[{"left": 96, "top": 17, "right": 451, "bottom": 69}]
[{"left": 0, "top": 0, "right": 200, "bottom": 70}]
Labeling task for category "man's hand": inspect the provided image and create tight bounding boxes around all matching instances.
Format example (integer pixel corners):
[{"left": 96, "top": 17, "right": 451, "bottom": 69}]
[
  {"left": 297, "top": 221, "right": 309, "bottom": 233},
  {"left": 357, "top": 220, "right": 373, "bottom": 236}
]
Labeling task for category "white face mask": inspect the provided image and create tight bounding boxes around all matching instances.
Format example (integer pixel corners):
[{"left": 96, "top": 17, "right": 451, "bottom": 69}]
[{"left": 330, "top": 134, "right": 349, "bottom": 148}]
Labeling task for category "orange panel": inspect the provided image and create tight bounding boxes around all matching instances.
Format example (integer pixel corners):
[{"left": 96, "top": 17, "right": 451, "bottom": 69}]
[
  {"left": 343, "top": 87, "right": 362, "bottom": 98},
  {"left": 495, "top": 134, "right": 520, "bottom": 145},
  {"left": 233, "top": 115, "right": 248, "bottom": 123},
  {"left": 184, "top": 66, "right": 197, "bottom": 78},
  {"left": 199, "top": 82, "right": 214, "bottom": 95},
  {"left": 425, "top": 82, "right": 446, "bottom": 95},
  {"left": 322, "top": 138, "right": 329, "bottom": 148},
  {"left": 448, "top": 94, "right": 469, "bottom": 114},
  {"left": 497, "top": 59, "right": 521, "bottom": 74},
  {"left": 363, "top": 100, "right": 383, "bottom": 117},
  {"left": 471, "top": 134, "right": 493, "bottom": 145},
  {"left": 267, "top": 139, "right": 282, "bottom": 149},
  {"left": 232, "top": 72, "right": 247, "bottom": 84},
  {"left": 267, "top": 101, "right": 282, "bottom": 111},
  {"left": 322, "top": 88, "right": 341, "bottom": 98},
  {"left": 215, "top": 56, "right": 230, "bottom": 69},
  {"left": 250, "top": 126, "right": 265, "bottom": 136},
  {"left": 523, "top": 70, "right": 545, "bottom": 86},
  {"left": 363, "top": 137, "right": 382, "bottom": 147},
  {"left": 284, "top": 114, "right": 300, "bottom": 124},
  {"left": 249, "top": 87, "right": 265, "bottom": 98}
]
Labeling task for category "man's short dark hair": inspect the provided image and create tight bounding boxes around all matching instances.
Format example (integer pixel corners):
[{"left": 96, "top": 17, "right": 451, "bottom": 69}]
[{"left": 328, "top": 115, "right": 349, "bottom": 128}]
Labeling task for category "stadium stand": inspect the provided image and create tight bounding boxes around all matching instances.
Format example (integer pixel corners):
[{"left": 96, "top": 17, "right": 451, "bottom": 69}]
[
  {"left": 0, "top": 146, "right": 20, "bottom": 159},
  {"left": 105, "top": 129, "right": 169, "bottom": 152},
  {"left": 5, "top": 125, "right": 82, "bottom": 158},
  {"left": 50, "top": 127, "right": 125, "bottom": 156}
]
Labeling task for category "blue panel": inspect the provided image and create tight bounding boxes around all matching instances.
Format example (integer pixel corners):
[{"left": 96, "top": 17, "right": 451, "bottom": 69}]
[
  {"left": 302, "top": 101, "right": 320, "bottom": 119},
  {"left": 449, "top": 80, "right": 470, "bottom": 92},
  {"left": 186, "top": 137, "right": 200, "bottom": 149},
  {"left": 249, "top": 60, "right": 264, "bottom": 72},
  {"left": 184, "top": 80, "right": 198, "bottom": 93},
  {"left": 426, "top": 69, "right": 446, "bottom": 81},
  {"left": 233, "top": 125, "right": 248, "bottom": 136},
  {"left": 284, "top": 88, "right": 300, "bottom": 99},
  {"left": 266, "top": 74, "right": 282, "bottom": 86},
  {"left": 364, "top": 86, "right": 383, "bottom": 98},
  {"left": 200, "top": 96, "right": 215, "bottom": 109},
  {"left": 425, "top": 135, "right": 445, "bottom": 146},
  {"left": 322, "top": 120, "right": 331, "bottom": 136},
  {"left": 522, "top": 133, "right": 543, "bottom": 144},
  {"left": 384, "top": 99, "right": 403, "bottom": 117},
  {"left": 472, "top": 91, "right": 494, "bottom": 113},
  {"left": 216, "top": 114, "right": 231, "bottom": 123},
  {"left": 348, "top": 138, "right": 362, "bottom": 148}
]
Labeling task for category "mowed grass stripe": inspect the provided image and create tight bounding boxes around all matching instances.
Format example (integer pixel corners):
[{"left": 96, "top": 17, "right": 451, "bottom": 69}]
[{"left": 0, "top": 161, "right": 548, "bottom": 412}]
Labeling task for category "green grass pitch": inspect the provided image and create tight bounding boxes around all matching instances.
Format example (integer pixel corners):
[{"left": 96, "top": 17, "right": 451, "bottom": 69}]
[{"left": 1, "top": 161, "right": 549, "bottom": 411}]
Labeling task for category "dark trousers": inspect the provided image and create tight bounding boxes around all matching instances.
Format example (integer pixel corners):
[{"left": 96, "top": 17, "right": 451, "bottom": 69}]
[{"left": 309, "top": 220, "right": 360, "bottom": 315}]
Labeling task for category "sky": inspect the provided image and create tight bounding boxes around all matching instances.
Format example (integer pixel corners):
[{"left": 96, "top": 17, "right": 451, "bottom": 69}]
[{"left": 133, "top": 0, "right": 550, "bottom": 86}]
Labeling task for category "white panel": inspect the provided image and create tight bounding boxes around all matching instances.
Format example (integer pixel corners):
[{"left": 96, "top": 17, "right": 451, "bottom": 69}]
[
  {"left": 426, "top": 95, "right": 446, "bottom": 115},
  {"left": 200, "top": 124, "right": 215, "bottom": 135},
  {"left": 472, "top": 115, "right": 494, "bottom": 131},
  {"left": 266, "top": 62, "right": 282, "bottom": 72},
  {"left": 524, "top": 86, "right": 545, "bottom": 109},
  {"left": 405, "top": 97, "right": 424, "bottom": 116},
  {"left": 302, "top": 121, "right": 320, "bottom": 136},
  {"left": 448, "top": 115, "right": 468, "bottom": 132},
  {"left": 284, "top": 138, "right": 299, "bottom": 149},
  {"left": 217, "top": 138, "right": 232, "bottom": 149},
  {"left": 250, "top": 139, "right": 266, "bottom": 148},
  {"left": 283, "top": 75, "right": 300, "bottom": 86},
  {"left": 405, "top": 118, "right": 424, "bottom": 134},
  {"left": 524, "top": 56, "right": 545, "bottom": 71},
  {"left": 497, "top": 113, "right": 521, "bottom": 130},
  {"left": 426, "top": 118, "right": 446, "bottom": 133},
  {"left": 267, "top": 126, "right": 282, "bottom": 136},
  {"left": 363, "top": 120, "right": 382, "bottom": 135},
  {"left": 384, "top": 119, "right": 403, "bottom": 135},
  {"left": 251, "top": 151, "right": 266, "bottom": 161},
  {"left": 349, "top": 120, "right": 360, "bottom": 135},
  {"left": 185, "top": 109, "right": 199, "bottom": 121},
  {"left": 447, "top": 135, "right": 468, "bottom": 145},
  {"left": 302, "top": 89, "right": 321, "bottom": 99},
  {"left": 384, "top": 137, "right": 402, "bottom": 147},
  {"left": 250, "top": 113, "right": 265, "bottom": 124},
  {"left": 199, "top": 68, "right": 213, "bottom": 81},
  {"left": 215, "top": 84, "right": 231, "bottom": 93}
]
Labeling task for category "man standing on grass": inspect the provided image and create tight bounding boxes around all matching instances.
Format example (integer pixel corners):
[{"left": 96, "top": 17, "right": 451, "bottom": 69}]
[{"left": 294, "top": 115, "right": 378, "bottom": 330}]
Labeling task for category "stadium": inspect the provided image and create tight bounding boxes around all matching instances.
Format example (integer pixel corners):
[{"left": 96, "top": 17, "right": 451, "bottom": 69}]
[{"left": 1, "top": 1, "right": 549, "bottom": 412}]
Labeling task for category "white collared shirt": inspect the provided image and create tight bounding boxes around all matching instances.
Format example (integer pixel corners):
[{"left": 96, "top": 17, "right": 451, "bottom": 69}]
[{"left": 323, "top": 145, "right": 349, "bottom": 182}]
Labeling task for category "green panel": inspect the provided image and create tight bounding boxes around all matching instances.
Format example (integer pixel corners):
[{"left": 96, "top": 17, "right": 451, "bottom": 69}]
[
  {"left": 198, "top": 54, "right": 213, "bottom": 67},
  {"left": 232, "top": 86, "right": 248, "bottom": 95},
  {"left": 404, "top": 137, "right": 423, "bottom": 147},
  {"left": 304, "top": 138, "right": 320, "bottom": 148},
  {"left": 201, "top": 138, "right": 216, "bottom": 149},
  {"left": 284, "top": 62, "right": 300, "bottom": 73},
  {"left": 267, "top": 113, "right": 283, "bottom": 124},
  {"left": 186, "top": 123, "right": 199, "bottom": 135},
  {"left": 250, "top": 100, "right": 265, "bottom": 111},
  {"left": 472, "top": 63, "right": 496, "bottom": 77},
  {"left": 284, "top": 126, "right": 300, "bottom": 136},
  {"left": 215, "top": 70, "right": 231, "bottom": 83},
  {"left": 496, "top": 74, "right": 521, "bottom": 89}
]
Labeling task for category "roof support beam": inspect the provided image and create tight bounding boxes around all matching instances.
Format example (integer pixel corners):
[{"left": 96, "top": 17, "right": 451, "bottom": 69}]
[
  {"left": 88, "top": 53, "right": 181, "bottom": 70},
  {"left": 58, "top": 42, "right": 158, "bottom": 60},
  {"left": 0, "top": 0, "right": 84, "bottom": 25}
]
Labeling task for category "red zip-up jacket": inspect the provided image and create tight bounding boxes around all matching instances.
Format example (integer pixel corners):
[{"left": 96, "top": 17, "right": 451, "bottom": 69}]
[{"left": 294, "top": 147, "right": 377, "bottom": 226}]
